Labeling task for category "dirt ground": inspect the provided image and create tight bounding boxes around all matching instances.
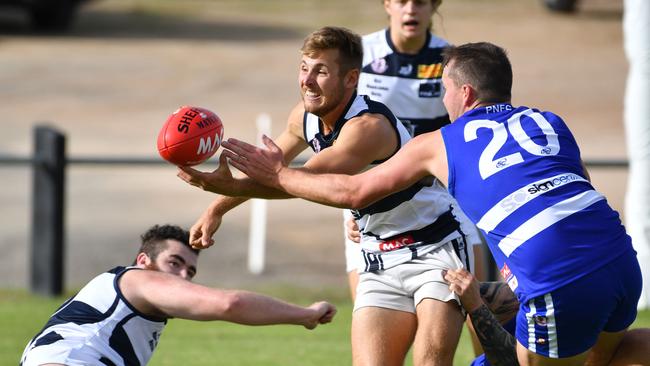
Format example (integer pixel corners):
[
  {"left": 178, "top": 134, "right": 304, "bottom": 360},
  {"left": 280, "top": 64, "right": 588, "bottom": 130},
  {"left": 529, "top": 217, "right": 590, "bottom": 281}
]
[{"left": 0, "top": 0, "right": 628, "bottom": 292}]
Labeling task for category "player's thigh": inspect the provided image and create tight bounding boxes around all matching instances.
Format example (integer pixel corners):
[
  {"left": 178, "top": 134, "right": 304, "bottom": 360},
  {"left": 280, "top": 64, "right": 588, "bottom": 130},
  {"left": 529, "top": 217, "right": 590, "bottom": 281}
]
[
  {"left": 343, "top": 209, "right": 361, "bottom": 272},
  {"left": 517, "top": 328, "right": 627, "bottom": 366},
  {"left": 584, "top": 330, "right": 626, "bottom": 366},
  {"left": 351, "top": 306, "right": 417, "bottom": 366},
  {"left": 471, "top": 243, "right": 488, "bottom": 282},
  {"left": 347, "top": 270, "right": 359, "bottom": 301},
  {"left": 516, "top": 342, "right": 589, "bottom": 366},
  {"left": 412, "top": 298, "right": 464, "bottom": 366},
  {"left": 608, "top": 328, "right": 650, "bottom": 366},
  {"left": 465, "top": 316, "right": 484, "bottom": 357}
]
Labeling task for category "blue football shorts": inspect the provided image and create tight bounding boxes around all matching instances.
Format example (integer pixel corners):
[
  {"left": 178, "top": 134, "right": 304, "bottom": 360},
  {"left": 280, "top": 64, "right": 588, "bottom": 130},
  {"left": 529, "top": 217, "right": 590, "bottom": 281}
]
[{"left": 515, "top": 248, "right": 642, "bottom": 358}]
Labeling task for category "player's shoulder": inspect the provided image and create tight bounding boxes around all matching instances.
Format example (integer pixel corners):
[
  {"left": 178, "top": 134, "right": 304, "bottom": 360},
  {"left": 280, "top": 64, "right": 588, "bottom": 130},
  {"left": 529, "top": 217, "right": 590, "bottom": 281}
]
[
  {"left": 343, "top": 111, "right": 395, "bottom": 139},
  {"left": 347, "top": 110, "right": 390, "bottom": 127},
  {"left": 347, "top": 95, "right": 396, "bottom": 127},
  {"left": 289, "top": 100, "right": 306, "bottom": 120},
  {"left": 361, "top": 29, "right": 391, "bottom": 65},
  {"left": 426, "top": 33, "right": 450, "bottom": 50},
  {"left": 362, "top": 29, "right": 386, "bottom": 45},
  {"left": 287, "top": 101, "right": 307, "bottom": 130},
  {"left": 508, "top": 105, "right": 567, "bottom": 127}
]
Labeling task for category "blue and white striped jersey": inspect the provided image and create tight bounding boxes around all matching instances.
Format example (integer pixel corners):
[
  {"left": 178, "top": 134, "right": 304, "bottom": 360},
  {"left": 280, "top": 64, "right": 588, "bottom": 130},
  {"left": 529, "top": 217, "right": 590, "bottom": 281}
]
[
  {"left": 442, "top": 104, "right": 634, "bottom": 302},
  {"left": 358, "top": 29, "right": 450, "bottom": 137},
  {"left": 304, "top": 93, "right": 466, "bottom": 272},
  {"left": 21, "top": 266, "right": 167, "bottom": 366}
]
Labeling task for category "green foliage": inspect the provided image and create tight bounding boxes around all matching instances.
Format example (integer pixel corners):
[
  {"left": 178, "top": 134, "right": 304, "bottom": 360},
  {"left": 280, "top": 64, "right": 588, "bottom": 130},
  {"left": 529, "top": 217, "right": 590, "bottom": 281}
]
[{"left": 2, "top": 288, "right": 649, "bottom": 366}]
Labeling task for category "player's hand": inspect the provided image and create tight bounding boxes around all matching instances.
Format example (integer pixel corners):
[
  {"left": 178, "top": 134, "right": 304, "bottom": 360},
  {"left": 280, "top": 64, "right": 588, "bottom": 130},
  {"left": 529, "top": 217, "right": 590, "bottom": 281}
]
[
  {"left": 222, "top": 135, "right": 286, "bottom": 188},
  {"left": 345, "top": 215, "right": 361, "bottom": 243},
  {"left": 443, "top": 268, "right": 483, "bottom": 313},
  {"left": 303, "top": 301, "right": 337, "bottom": 330},
  {"left": 177, "top": 154, "right": 239, "bottom": 196},
  {"left": 188, "top": 207, "right": 223, "bottom": 249}
]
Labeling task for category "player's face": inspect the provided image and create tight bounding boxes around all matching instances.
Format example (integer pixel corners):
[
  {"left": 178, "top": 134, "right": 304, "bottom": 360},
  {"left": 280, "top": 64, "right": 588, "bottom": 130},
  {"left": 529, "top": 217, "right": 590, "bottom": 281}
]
[
  {"left": 384, "top": 0, "right": 434, "bottom": 40},
  {"left": 146, "top": 240, "right": 198, "bottom": 281},
  {"left": 299, "top": 49, "right": 347, "bottom": 117},
  {"left": 442, "top": 63, "right": 463, "bottom": 122}
]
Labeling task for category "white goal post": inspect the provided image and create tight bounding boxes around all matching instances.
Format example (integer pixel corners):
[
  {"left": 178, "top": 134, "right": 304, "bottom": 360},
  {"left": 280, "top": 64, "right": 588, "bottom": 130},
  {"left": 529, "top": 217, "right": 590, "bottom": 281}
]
[{"left": 247, "top": 114, "right": 272, "bottom": 274}]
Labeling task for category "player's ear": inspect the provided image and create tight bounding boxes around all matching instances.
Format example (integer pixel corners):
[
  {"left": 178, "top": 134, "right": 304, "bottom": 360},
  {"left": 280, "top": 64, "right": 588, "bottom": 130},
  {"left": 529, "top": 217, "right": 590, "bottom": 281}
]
[
  {"left": 345, "top": 68, "right": 360, "bottom": 89},
  {"left": 383, "top": 0, "right": 392, "bottom": 15},
  {"left": 135, "top": 252, "right": 151, "bottom": 267},
  {"left": 462, "top": 84, "right": 477, "bottom": 108}
]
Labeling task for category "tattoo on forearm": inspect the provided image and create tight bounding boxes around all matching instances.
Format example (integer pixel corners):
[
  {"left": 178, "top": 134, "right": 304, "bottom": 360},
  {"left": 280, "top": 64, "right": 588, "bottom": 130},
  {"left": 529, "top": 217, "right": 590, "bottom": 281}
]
[
  {"left": 470, "top": 304, "right": 519, "bottom": 366},
  {"left": 480, "top": 282, "right": 519, "bottom": 324}
]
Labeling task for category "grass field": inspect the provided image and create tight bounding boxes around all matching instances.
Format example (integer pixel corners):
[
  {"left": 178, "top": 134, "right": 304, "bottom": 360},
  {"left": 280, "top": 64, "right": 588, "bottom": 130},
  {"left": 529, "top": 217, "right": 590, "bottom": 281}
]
[{"left": 2, "top": 288, "right": 649, "bottom": 365}]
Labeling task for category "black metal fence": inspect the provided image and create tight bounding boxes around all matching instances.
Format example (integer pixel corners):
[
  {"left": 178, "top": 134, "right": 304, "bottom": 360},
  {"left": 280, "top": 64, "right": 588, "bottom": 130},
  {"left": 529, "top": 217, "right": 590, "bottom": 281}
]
[{"left": 0, "top": 126, "right": 630, "bottom": 296}]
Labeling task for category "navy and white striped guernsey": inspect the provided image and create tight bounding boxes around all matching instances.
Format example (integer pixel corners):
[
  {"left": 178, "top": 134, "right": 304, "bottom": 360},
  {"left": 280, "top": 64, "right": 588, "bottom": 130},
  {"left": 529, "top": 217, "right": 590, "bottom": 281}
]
[
  {"left": 304, "top": 93, "right": 466, "bottom": 272},
  {"left": 358, "top": 28, "right": 450, "bottom": 137},
  {"left": 20, "top": 266, "right": 167, "bottom": 366},
  {"left": 441, "top": 104, "right": 635, "bottom": 302}
]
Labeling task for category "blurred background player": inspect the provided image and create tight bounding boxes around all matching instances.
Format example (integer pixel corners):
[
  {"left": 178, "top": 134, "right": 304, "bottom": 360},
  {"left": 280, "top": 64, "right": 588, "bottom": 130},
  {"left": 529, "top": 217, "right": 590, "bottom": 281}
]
[
  {"left": 222, "top": 42, "right": 643, "bottom": 365},
  {"left": 178, "top": 26, "right": 473, "bottom": 366},
  {"left": 20, "top": 224, "right": 336, "bottom": 366}
]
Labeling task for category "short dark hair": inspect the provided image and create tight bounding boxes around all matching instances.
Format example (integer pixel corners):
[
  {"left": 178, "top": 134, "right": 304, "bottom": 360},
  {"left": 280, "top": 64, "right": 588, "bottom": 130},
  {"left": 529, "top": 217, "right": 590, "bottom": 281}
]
[
  {"left": 135, "top": 224, "right": 198, "bottom": 264},
  {"left": 301, "top": 26, "right": 363, "bottom": 76},
  {"left": 442, "top": 42, "right": 512, "bottom": 104}
]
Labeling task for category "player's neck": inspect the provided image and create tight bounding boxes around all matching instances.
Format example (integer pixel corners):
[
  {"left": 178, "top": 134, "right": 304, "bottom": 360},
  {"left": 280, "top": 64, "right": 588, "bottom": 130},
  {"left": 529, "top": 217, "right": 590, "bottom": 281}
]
[
  {"left": 472, "top": 101, "right": 491, "bottom": 110},
  {"left": 392, "top": 33, "right": 426, "bottom": 55},
  {"left": 472, "top": 100, "right": 511, "bottom": 110},
  {"left": 319, "top": 92, "right": 355, "bottom": 133},
  {"left": 320, "top": 110, "right": 342, "bottom": 134}
]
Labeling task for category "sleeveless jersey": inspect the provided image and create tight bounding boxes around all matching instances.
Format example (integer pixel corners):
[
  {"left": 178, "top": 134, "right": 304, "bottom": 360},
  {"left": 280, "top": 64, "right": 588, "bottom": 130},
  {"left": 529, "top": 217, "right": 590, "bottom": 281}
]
[
  {"left": 358, "top": 28, "right": 450, "bottom": 137},
  {"left": 358, "top": 28, "right": 483, "bottom": 259},
  {"left": 441, "top": 104, "right": 634, "bottom": 302},
  {"left": 304, "top": 93, "right": 464, "bottom": 272},
  {"left": 21, "top": 266, "right": 167, "bottom": 366}
]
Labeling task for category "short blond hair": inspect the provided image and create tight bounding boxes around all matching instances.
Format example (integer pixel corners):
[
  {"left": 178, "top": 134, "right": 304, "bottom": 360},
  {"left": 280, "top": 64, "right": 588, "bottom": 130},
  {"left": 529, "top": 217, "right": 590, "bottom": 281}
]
[{"left": 301, "top": 26, "right": 362, "bottom": 76}]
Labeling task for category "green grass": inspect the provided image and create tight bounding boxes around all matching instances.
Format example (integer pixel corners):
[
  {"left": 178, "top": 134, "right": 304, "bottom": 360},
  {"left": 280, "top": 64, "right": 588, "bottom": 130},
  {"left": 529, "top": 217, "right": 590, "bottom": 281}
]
[{"left": 2, "top": 288, "right": 649, "bottom": 365}]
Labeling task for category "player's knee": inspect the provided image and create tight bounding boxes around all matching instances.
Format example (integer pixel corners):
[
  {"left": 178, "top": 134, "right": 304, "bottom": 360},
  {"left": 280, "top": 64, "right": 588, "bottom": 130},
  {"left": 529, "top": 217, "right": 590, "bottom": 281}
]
[{"left": 413, "top": 343, "right": 455, "bottom": 366}]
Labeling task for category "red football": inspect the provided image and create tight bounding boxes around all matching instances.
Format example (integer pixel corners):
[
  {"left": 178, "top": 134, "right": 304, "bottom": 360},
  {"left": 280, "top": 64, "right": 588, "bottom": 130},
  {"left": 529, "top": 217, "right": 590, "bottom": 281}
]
[{"left": 157, "top": 106, "right": 224, "bottom": 166}]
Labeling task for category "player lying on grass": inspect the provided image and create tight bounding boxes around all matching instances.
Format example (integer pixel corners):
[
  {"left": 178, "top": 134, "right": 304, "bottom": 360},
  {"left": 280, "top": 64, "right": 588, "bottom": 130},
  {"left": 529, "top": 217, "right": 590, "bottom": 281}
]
[
  {"left": 20, "top": 224, "right": 336, "bottom": 366},
  {"left": 444, "top": 269, "right": 650, "bottom": 366},
  {"left": 221, "top": 42, "right": 643, "bottom": 365}
]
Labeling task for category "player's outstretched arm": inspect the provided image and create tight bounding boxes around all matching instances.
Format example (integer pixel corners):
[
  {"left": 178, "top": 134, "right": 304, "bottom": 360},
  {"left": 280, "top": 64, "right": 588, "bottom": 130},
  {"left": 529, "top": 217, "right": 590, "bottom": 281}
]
[
  {"left": 122, "top": 270, "right": 336, "bottom": 329},
  {"left": 180, "top": 103, "right": 311, "bottom": 249},
  {"left": 177, "top": 151, "right": 295, "bottom": 200},
  {"left": 224, "top": 131, "right": 443, "bottom": 209},
  {"left": 187, "top": 195, "right": 241, "bottom": 249}
]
